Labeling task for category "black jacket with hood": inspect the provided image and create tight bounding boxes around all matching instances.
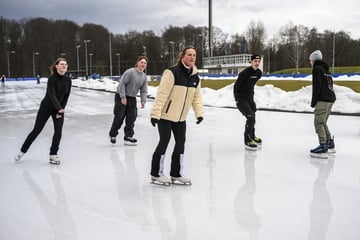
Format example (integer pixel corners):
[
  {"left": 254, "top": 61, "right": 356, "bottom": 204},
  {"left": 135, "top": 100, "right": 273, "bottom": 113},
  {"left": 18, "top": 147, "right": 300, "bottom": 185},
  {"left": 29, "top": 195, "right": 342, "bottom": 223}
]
[{"left": 311, "top": 60, "right": 336, "bottom": 107}]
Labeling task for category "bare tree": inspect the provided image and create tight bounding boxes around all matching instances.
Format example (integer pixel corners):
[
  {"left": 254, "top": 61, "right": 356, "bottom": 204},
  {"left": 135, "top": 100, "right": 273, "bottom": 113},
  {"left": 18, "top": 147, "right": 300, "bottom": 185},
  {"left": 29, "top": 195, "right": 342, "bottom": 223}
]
[{"left": 245, "top": 20, "right": 266, "bottom": 54}]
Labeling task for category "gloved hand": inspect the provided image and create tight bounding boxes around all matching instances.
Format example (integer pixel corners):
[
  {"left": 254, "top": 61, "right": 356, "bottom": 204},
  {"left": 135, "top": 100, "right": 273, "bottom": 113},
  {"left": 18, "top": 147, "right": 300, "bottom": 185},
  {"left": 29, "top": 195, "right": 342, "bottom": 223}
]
[
  {"left": 196, "top": 117, "right": 203, "bottom": 124},
  {"left": 151, "top": 118, "right": 158, "bottom": 127}
]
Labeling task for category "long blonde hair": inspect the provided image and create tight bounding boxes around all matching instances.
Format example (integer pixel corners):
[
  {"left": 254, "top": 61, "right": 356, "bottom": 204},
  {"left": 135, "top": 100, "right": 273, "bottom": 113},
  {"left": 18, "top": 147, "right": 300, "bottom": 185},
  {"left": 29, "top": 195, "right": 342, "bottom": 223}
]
[
  {"left": 49, "top": 58, "right": 67, "bottom": 74},
  {"left": 174, "top": 46, "right": 196, "bottom": 66}
]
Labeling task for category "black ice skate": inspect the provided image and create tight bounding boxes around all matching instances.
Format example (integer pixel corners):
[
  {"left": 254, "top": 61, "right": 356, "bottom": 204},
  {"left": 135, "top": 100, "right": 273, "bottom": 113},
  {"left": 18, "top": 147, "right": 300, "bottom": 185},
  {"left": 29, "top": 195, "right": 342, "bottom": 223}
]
[
  {"left": 110, "top": 137, "right": 116, "bottom": 144},
  {"left": 49, "top": 155, "right": 60, "bottom": 165},
  {"left": 124, "top": 136, "right": 137, "bottom": 146},
  {"left": 326, "top": 137, "right": 336, "bottom": 154},
  {"left": 171, "top": 176, "right": 192, "bottom": 185},
  {"left": 310, "top": 144, "right": 328, "bottom": 159},
  {"left": 150, "top": 175, "right": 171, "bottom": 186}
]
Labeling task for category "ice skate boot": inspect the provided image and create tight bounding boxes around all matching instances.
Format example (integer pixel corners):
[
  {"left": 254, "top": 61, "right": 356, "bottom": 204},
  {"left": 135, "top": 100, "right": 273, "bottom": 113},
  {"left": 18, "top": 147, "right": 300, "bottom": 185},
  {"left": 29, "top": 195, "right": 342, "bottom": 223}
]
[
  {"left": 49, "top": 155, "right": 60, "bottom": 165},
  {"left": 310, "top": 144, "right": 328, "bottom": 159},
  {"left": 110, "top": 137, "right": 116, "bottom": 144},
  {"left": 15, "top": 151, "right": 24, "bottom": 162},
  {"left": 150, "top": 175, "right": 171, "bottom": 186},
  {"left": 124, "top": 136, "right": 137, "bottom": 146},
  {"left": 171, "top": 176, "right": 192, "bottom": 185},
  {"left": 245, "top": 141, "right": 258, "bottom": 151},
  {"left": 326, "top": 137, "right": 336, "bottom": 154},
  {"left": 252, "top": 136, "right": 262, "bottom": 145}
]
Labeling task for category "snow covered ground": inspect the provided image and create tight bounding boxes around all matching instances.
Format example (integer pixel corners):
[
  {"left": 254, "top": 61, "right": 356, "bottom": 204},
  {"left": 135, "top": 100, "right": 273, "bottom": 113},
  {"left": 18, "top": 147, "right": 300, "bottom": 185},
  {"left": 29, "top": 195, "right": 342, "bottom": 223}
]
[
  {"left": 1, "top": 80, "right": 360, "bottom": 240},
  {"left": 71, "top": 75, "right": 360, "bottom": 115}
]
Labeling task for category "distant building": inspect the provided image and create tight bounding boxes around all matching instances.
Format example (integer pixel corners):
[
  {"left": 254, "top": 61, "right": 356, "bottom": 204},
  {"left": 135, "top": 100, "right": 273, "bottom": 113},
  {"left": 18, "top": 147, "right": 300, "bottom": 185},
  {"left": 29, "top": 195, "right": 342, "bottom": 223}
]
[{"left": 202, "top": 54, "right": 264, "bottom": 74}]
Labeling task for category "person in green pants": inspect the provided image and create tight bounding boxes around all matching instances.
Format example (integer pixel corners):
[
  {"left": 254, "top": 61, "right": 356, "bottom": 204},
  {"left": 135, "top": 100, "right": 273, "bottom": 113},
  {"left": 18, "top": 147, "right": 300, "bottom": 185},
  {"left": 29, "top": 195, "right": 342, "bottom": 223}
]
[{"left": 309, "top": 50, "right": 336, "bottom": 158}]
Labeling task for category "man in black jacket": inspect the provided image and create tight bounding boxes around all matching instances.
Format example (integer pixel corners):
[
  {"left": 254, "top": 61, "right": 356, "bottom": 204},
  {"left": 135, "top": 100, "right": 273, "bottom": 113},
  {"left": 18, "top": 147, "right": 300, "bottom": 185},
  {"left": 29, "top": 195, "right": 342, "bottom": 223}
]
[
  {"left": 309, "top": 50, "right": 336, "bottom": 158},
  {"left": 234, "top": 54, "right": 262, "bottom": 150}
]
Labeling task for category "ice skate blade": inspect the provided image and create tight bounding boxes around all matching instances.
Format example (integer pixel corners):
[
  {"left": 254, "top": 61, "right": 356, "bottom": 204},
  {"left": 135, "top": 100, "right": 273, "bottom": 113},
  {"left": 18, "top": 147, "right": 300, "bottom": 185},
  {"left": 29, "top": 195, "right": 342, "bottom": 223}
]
[
  {"left": 49, "top": 160, "right": 60, "bottom": 165},
  {"left": 124, "top": 141, "right": 137, "bottom": 146},
  {"left": 245, "top": 146, "right": 257, "bottom": 151},
  {"left": 171, "top": 178, "right": 192, "bottom": 185},
  {"left": 310, "top": 152, "right": 328, "bottom": 159},
  {"left": 150, "top": 180, "right": 171, "bottom": 186},
  {"left": 328, "top": 149, "right": 336, "bottom": 154}
]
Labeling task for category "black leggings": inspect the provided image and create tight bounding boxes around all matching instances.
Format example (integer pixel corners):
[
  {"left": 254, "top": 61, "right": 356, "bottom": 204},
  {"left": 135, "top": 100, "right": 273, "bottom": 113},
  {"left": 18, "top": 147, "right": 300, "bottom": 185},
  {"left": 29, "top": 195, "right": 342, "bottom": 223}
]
[
  {"left": 21, "top": 104, "right": 64, "bottom": 155},
  {"left": 151, "top": 119, "right": 186, "bottom": 177},
  {"left": 236, "top": 100, "right": 256, "bottom": 142}
]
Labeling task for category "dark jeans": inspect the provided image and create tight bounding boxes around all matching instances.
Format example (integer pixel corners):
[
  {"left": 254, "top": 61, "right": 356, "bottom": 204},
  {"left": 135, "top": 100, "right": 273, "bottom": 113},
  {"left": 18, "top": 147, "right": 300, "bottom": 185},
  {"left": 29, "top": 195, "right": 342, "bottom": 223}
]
[
  {"left": 21, "top": 104, "right": 64, "bottom": 155},
  {"left": 236, "top": 99, "right": 256, "bottom": 143},
  {"left": 109, "top": 94, "right": 137, "bottom": 138},
  {"left": 151, "top": 119, "right": 186, "bottom": 177}
]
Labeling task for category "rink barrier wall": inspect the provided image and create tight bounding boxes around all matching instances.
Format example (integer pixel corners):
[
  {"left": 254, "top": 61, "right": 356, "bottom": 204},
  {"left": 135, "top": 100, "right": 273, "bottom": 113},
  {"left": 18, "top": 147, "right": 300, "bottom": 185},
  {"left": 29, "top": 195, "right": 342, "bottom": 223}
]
[
  {"left": 5, "top": 77, "right": 39, "bottom": 81},
  {"left": 199, "top": 73, "right": 360, "bottom": 79}
]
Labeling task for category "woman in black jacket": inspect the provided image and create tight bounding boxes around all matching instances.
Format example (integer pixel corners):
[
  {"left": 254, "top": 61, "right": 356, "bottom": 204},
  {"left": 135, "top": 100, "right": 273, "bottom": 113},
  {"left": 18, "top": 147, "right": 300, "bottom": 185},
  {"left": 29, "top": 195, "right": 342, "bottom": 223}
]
[{"left": 15, "top": 58, "right": 72, "bottom": 164}]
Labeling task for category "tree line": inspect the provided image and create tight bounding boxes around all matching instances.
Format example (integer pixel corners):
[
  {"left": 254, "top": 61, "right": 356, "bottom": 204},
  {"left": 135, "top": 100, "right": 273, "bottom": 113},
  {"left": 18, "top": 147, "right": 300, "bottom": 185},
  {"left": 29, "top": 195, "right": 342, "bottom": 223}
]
[{"left": 1, "top": 17, "right": 360, "bottom": 77}]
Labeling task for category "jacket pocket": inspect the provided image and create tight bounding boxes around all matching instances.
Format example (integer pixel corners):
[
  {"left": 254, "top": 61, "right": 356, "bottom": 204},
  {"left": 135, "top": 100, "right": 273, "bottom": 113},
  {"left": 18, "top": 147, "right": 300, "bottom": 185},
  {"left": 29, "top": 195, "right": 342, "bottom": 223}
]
[{"left": 165, "top": 100, "right": 172, "bottom": 113}]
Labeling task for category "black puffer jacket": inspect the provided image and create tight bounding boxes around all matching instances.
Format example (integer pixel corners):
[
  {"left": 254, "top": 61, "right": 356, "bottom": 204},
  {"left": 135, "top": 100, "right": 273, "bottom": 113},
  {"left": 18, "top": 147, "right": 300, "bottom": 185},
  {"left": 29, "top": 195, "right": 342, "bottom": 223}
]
[{"left": 311, "top": 60, "right": 336, "bottom": 107}]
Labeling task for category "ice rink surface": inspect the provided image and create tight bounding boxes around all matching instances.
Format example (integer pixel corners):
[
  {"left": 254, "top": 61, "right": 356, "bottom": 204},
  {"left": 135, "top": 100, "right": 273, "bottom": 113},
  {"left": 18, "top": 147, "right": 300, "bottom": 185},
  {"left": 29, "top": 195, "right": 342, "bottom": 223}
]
[{"left": 1, "top": 81, "right": 360, "bottom": 240}]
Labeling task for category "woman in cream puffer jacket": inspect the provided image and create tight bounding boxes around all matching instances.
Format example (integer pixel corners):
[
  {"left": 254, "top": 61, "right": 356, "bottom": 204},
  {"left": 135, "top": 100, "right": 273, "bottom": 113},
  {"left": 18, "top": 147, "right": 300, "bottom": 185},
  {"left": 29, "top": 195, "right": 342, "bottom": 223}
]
[{"left": 150, "top": 46, "right": 203, "bottom": 185}]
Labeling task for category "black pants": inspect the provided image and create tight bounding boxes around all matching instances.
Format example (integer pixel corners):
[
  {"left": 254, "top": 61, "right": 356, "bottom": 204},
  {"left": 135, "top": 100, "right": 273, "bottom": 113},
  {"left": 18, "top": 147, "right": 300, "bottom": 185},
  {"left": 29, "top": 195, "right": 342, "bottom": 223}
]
[
  {"left": 109, "top": 95, "right": 137, "bottom": 138},
  {"left": 21, "top": 104, "right": 64, "bottom": 155},
  {"left": 151, "top": 119, "right": 186, "bottom": 177},
  {"left": 236, "top": 100, "right": 256, "bottom": 143}
]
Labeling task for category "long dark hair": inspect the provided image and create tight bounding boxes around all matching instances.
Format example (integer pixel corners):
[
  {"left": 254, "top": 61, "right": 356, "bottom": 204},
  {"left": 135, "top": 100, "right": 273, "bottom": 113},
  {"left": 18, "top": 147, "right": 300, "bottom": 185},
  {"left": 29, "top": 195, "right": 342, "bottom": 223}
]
[
  {"left": 49, "top": 58, "right": 67, "bottom": 74},
  {"left": 135, "top": 55, "right": 149, "bottom": 67},
  {"left": 174, "top": 46, "right": 196, "bottom": 66}
]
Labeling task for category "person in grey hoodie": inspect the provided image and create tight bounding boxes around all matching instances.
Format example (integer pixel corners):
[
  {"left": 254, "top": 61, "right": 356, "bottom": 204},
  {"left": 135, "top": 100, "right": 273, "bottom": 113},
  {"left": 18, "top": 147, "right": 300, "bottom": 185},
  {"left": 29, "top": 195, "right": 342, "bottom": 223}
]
[
  {"left": 309, "top": 50, "right": 336, "bottom": 158},
  {"left": 109, "top": 56, "right": 148, "bottom": 145}
]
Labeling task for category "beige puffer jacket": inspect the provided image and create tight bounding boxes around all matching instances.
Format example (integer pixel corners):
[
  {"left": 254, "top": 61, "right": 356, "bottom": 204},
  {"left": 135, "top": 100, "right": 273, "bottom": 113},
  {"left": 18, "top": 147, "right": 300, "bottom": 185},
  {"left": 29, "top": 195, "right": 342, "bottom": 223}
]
[{"left": 151, "top": 64, "right": 203, "bottom": 122}]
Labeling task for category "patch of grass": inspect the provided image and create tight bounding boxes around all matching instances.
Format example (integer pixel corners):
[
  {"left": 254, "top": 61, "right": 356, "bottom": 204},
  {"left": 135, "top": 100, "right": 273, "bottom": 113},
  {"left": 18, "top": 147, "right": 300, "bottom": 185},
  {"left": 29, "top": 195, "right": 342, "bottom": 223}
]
[
  {"left": 148, "top": 79, "right": 360, "bottom": 93},
  {"left": 272, "top": 66, "right": 360, "bottom": 74}
]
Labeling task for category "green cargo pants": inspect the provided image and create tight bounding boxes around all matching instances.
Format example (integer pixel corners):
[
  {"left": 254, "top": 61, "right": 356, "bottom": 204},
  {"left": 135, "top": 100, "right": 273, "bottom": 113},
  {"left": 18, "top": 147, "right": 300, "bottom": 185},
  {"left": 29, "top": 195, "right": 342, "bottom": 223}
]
[{"left": 314, "top": 101, "right": 334, "bottom": 144}]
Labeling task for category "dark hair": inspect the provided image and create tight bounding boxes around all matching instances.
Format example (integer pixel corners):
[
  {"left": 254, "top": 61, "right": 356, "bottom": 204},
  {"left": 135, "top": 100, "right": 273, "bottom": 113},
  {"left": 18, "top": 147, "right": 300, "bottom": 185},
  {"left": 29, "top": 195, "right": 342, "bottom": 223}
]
[
  {"left": 49, "top": 58, "right": 67, "bottom": 74},
  {"left": 135, "top": 55, "right": 149, "bottom": 67},
  {"left": 174, "top": 46, "right": 196, "bottom": 65}
]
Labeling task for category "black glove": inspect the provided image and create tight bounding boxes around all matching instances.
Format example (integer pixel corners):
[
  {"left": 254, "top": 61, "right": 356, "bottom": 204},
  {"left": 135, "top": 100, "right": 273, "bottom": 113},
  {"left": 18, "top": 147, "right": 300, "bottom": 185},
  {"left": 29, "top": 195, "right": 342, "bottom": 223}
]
[
  {"left": 151, "top": 118, "right": 158, "bottom": 127},
  {"left": 196, "top": 117, "right": 203, "bottom": 124}
]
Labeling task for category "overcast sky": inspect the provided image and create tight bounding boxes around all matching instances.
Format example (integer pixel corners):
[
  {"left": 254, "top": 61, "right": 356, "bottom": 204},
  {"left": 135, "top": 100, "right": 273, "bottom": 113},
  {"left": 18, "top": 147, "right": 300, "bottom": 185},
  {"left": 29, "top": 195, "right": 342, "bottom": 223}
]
[{"left": 1, "top": 0, "right": 359, "bottom": 40}]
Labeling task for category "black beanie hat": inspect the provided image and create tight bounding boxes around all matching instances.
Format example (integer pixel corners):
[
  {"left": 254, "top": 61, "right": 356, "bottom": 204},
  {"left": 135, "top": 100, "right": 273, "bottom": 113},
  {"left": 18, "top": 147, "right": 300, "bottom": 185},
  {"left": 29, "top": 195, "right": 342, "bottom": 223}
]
[{"left": 251, "top": 54, "right": 261, "bottom": 61}]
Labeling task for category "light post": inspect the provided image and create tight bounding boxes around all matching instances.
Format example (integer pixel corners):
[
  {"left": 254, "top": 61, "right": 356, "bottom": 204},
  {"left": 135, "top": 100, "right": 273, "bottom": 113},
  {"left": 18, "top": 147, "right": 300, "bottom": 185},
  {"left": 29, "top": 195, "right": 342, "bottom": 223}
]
[
  {"left": 116, "top": 53, "right": 120, "bottom": 75},
  {"left": 332, "top": 31, "right": 335, "bottom": 73},
  {"left": 109, "top": 33, "right": 113, "bottom": 77},
  {"left": 32, "top": 52, "right": 40, "bottom": 77},
  {"left": 84, "top": 39, "right": 91, "bottom": 78},
  {"left": 142, "top": 46, "right": 147, "bottom": 56},
  {"left": 7, "top": 50, "right": 15, "bottom": 78},
  {"left": 169, "top": 41, "right": 175, "bottom": 65},
  {"left": 89, "top": 53, "right": 93, "bottom": 75},
  {"left": 76, "top": 45, "right": 80, "bottom": 77}
]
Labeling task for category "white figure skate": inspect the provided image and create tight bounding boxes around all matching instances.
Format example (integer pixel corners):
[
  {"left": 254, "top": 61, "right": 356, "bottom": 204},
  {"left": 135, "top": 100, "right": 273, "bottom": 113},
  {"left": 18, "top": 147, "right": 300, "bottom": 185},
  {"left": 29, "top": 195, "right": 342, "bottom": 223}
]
[
  {"left": 150, "top": 175, "right": 171, "bottom": 186},
  {"left": 49, "top": 155, "right": 60, "bottom": 165}
]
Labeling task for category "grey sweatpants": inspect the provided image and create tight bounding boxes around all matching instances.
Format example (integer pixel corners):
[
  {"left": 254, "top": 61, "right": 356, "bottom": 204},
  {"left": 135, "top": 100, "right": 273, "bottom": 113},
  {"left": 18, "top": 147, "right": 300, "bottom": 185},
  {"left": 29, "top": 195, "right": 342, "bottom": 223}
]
[{"left": 314, "top": 101, "right": 334, "bottom": 144}]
